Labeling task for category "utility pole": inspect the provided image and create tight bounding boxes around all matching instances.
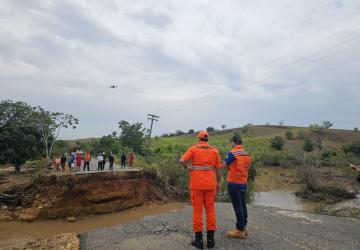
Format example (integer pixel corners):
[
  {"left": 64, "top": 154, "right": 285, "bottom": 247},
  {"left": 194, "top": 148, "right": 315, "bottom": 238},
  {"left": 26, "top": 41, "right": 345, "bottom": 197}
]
[{"left": 146, "top": 114, "right": 159, "bottom": 151}]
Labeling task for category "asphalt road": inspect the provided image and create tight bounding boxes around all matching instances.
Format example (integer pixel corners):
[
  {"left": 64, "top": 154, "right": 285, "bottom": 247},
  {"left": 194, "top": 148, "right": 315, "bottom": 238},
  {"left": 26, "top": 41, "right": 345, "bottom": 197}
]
[
  {"left": 68, "top": 160, "right": 139, "bottom": 175},
  {"left": 80, "top": 203, "right": 360, "bottom": 250}
]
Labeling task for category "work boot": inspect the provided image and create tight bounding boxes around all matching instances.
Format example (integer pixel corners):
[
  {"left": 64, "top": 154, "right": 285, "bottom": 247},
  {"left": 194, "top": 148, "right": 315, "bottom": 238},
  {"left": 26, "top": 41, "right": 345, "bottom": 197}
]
[
  {"left": 207, "top": 230, "right": 215, "bottom": 249},
  {"left": 227, "top": 229, "right": 246, "bottom": 239},
  {"left": 191, "top": 232, "right": 203, "bottom": 249}
]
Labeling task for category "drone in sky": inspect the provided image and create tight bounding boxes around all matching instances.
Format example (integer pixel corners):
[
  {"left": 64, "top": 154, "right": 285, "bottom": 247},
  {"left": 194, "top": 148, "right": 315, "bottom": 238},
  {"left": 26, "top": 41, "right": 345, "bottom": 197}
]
[{"left": 109, "top": 85, "right": 118, "bottom": 89}]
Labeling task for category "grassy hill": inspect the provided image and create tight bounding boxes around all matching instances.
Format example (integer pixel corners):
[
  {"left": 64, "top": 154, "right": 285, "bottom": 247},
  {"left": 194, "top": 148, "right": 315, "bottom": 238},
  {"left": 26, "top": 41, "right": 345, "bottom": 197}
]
[
  {"left": 61, "top": 125, "right": 360, "bottom": 203},
  {"left": 146, "top": 125, "right": 360, "bottom": 203}
]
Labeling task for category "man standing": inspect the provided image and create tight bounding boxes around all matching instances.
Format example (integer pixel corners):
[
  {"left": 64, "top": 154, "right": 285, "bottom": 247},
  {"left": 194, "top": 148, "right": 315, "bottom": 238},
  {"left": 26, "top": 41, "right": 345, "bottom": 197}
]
[
  {"left": 223, "top": 134, "right": 252, "bottom": 239},
  {"left": 97, "top": 153, "right": 104, "bottom": 171},
  {"left": 60, "top": 154, "right": 67, "bottom": 173},
  {"left": 181, "top": 130, "right": 222, "bottom": 249},
  {"left": 102, "top": 152, "right": 106, "bottom": 170},
  {"left": 109, "top": 152, "right": 115, "bottom": 170},
  {"left": 83, "top": 151, "right": 91, "bottom": 171},
  {"left": 120, "top": 152, "right": 126, "bottom": 168}
]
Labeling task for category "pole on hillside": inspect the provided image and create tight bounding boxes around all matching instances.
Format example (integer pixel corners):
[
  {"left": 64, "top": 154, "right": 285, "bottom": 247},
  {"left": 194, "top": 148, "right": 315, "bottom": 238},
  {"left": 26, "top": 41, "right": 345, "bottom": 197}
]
[{"left": 146, "top": 114, "right": 159, "bottom": 152}]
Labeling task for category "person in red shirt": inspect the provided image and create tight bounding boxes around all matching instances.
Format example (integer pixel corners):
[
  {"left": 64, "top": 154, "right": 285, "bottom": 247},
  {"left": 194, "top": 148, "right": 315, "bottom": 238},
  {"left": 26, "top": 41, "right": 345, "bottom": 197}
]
[
  {"left": 223, "top": 134, "right": 252, "bottom": 239},
  {"left": 128, "top": 152, "right": 135, "bottom": 168},
  {"left": 181, "top": 130, "right": 222, "bottom": 249},
  {"left": 83, "top": 152, "right": 91, "bottom": 171},
  {"left": 75, "top": 151, "right": 83, "bottom": 172}
]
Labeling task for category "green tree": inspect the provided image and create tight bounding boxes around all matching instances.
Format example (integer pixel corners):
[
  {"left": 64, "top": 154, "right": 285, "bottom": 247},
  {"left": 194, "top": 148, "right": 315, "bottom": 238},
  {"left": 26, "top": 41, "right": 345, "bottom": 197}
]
[
  {"left": 221, "top": 124, "right": 226, "bottom": 130},
  {"left": 118, "top": 120, "right": 146, "bottom": 154},
  {"left": 354, "top": 127, "right": 358, "bottom": 133},
  {"left": 303, "top": 139, "right": 314, "bottom": 152},
  {"left": 206, "top": 127, "right": 215, "bottom": 132},
  {"left": 33, "top": 107, "right": 78, "bottom": 159},
  {"left": 52, "top": 140, "right": 70, "bottom": 156},
  {"left": 188, "top": 129, "right": 195, "bottom": 134},
  {"left": 92, "top": 135, "right": 119, "bottom": 154},
  {"left": 270, "top": 136, "right": 285, "bottom": 151},
  {"left": 176, "top": 130, "right": 185, "bottom": 136},
  {"left": 322, "top": 121, "right": 333, "bottom": 129},
  {"left": 285, "top": 130, "right": 294, "bottom": 140},
  {"left": 0, "top": 100, "right": 44, "bottom": 172}
]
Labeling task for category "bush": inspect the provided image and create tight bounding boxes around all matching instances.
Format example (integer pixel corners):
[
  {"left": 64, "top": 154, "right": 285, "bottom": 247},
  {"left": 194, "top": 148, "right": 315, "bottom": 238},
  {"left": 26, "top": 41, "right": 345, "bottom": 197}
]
[
  {"left": 206, "top": 127, "right": 215, "bottom": 132},
  {"left": 285, "top": 130, "right": 294, "bottom": 140},
  {"left": 175, "top": 130, "right": 185, "bottom": 136},
  {"left": 259, "top": 152, "right": 283, "bottom": 166},
  {"left": 270, "top": 136, "right": 284, "bottom": 151},
  {"left": 303, "top": 139, "right": 314, "bottom": 152},
  {"left": 297, "top": 130, "right": 306, "bottom": 139},
  {"left": 342, "top": 141, "right": 360, "bottom": 156}
]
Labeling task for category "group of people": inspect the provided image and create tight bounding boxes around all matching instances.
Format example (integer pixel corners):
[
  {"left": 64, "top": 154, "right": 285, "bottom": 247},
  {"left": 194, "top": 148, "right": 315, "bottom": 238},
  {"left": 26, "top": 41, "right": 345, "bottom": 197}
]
[
  {"left": 180, "top": 130, "right": 251, "bottom": 249},
  {"left": 49, "top": 151, "right": 135, "bottom": 173}
]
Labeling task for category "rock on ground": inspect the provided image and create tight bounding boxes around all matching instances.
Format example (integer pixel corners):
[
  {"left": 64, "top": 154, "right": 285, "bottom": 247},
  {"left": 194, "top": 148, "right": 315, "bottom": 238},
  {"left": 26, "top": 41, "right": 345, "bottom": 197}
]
[{"left": 21, "top": 233, "right": 79, "bottom": 250}]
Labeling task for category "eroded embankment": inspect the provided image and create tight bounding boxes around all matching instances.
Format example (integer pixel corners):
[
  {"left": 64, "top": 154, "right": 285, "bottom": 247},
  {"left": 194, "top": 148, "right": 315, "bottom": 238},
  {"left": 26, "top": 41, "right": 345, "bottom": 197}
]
[{"left": 0, "top": 170, "right": 184, "bottom": 221}]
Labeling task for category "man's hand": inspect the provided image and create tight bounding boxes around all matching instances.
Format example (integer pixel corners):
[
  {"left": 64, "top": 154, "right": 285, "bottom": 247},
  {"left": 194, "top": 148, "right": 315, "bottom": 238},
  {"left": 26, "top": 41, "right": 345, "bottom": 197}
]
[
  {"left": 350, "top": 164, "right": 360, "bottom": 172},
  {"left": 216, "top": 183, "right": 222, "bottom": 193},
  {"left": 180, "top": 159, "right": 191, "bottom": 172}
]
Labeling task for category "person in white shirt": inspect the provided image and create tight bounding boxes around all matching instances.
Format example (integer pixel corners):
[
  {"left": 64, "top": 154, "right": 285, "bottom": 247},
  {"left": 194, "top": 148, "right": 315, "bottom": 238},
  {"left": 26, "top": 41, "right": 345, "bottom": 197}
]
[{"left": 97, "top": 153, "right": 104, "bottom": 171}]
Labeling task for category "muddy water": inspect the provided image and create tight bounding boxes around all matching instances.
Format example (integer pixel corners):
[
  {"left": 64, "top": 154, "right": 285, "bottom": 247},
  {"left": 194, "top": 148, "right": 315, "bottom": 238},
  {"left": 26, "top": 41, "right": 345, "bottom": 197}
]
[
  {"left": 254, "top": 166, "right": 360, "bottom": 212},
  {"left": 253, "top": 191, "right": 360, "bottom": 212},
  {"left": 0, "top": 202, "right": 185, "bottom": 249}
]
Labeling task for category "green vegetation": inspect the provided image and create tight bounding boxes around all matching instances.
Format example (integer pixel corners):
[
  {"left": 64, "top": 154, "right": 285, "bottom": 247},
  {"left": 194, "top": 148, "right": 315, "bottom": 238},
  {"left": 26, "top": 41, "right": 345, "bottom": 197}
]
[
  {"left": 285, "top": 130, "right": 294, "bottom": 140},
  {"left": 33, "top": 106, "right": 78, "bottom": 159},
  {"left": 0, "top": 101, "right": 46, "bottom": 172},
  {"left": 342, "top": 141, "right": 360, "bottom": 156},
  {"left": 0, "top": 100, "right": 78, "bottom": 172},
  {"left": 141, "top": 125, "right": 360, "bottom": 203},
  {"left": 270, "top": 136, "right": 285, "bottom": 151},
  {"left": 303, "top": 139, "right": 314, "bottom": 152}
]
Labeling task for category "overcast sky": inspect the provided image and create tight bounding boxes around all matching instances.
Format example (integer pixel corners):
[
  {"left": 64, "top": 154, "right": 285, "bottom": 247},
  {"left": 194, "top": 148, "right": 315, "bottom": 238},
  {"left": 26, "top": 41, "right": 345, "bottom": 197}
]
[{"left": 1, "top": 0, "right": 359, "bottom": 139}]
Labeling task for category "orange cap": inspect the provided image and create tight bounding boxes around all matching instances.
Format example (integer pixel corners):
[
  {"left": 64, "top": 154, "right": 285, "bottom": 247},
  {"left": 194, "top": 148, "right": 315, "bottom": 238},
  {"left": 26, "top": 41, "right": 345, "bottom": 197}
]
[{"left": 197, "top": 130, "right": 209, "bottom": 139}]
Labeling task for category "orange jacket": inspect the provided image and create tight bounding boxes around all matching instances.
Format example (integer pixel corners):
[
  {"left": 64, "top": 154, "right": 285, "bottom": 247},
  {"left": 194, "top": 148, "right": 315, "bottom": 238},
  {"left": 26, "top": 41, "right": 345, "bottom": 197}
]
[
  {"left": 226, "top": 145, "right": 251, "bottom": 184},
  {"left": 182, "top": 141, "right": 222, "bottom": 190},
  {"left": 84, "top": 153, "right": 91, "bottom": 162}
]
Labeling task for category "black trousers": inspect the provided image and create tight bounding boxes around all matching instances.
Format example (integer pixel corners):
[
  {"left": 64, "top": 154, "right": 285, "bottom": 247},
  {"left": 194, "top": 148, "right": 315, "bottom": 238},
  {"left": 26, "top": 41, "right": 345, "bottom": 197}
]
[
  {"left": 98, "top": 162, "right": 102, "bottom": 171},
  {"left": 84, "top": 161, "right": 90, "bottom": 171},
  {"left": 109, "top": 161, "right": 114, "bottom": 170},
  {"left": 228, "top": 184, "right": 248, "bottom": 230},
  {"left": 121, "top": 161, "right": 126, "bottom": 168}
]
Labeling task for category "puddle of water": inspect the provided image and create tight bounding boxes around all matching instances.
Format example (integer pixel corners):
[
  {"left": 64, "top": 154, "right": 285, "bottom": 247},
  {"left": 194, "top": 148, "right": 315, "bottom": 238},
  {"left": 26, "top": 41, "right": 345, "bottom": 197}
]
[
  {"left": 253, "top": 191, "right": 360, "bottom": 212},
  {"left": 0, "top": 202, "right": 185, "bottom": 247},
  {"left": 253, "top": 190, "right": 313, "bottom": 211}
]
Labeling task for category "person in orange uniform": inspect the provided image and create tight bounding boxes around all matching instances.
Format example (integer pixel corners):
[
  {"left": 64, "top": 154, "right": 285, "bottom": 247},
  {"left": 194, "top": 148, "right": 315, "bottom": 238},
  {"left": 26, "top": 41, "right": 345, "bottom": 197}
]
[
  {"left": 223, "top": 134, "right": 252, "bottom": 239},
  {"left": 181, "top": 130, "right": 222, "bottom": 249}
]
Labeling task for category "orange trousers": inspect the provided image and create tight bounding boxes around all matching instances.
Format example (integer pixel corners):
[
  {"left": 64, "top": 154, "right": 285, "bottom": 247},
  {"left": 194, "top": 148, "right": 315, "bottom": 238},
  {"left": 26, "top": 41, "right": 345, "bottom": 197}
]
[{"left": 190, "top": 189, "right": 216, "bottom": 232}]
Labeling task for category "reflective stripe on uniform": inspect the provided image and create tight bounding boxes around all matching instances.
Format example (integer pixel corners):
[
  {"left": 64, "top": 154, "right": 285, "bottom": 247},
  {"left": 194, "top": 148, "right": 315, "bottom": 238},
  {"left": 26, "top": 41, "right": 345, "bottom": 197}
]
[
  {"left": 233, "top": 150, "right": 249, "bottom": 156},
  {"left": 190, "top": 165, "right": 215, "bottom": 171}
]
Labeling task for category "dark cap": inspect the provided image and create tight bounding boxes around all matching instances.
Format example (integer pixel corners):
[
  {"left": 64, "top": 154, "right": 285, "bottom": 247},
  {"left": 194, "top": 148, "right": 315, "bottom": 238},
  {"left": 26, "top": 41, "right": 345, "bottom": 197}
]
[{"left": 230, "top": 134, "right": 242, "bottom": 144}]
